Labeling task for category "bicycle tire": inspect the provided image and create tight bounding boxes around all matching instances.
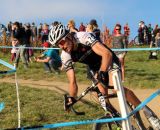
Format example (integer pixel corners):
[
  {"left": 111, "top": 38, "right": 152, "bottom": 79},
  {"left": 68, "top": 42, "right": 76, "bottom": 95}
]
[
  {"left": 92, "top": 114, "right": 146, "bottom": 130},
  {"left": 127, "top": 102, "right": 148, "bottom": 130},
  {"left": 93, "top": 103, "right": 149, "bottom": 130},
  {"left": 92, "top": 115, "right": 121, "bottom": 130}
]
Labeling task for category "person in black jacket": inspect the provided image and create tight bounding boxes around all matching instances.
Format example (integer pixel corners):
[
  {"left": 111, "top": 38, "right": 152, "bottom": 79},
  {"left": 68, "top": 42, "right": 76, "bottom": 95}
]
[{"left": 11, "top": 21, "right": 28, "bottom": 69}]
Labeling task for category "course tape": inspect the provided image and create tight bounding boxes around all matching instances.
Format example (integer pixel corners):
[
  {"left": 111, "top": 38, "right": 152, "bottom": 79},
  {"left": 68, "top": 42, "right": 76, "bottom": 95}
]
[
  {"left": 0, "top": 46, "right": 59, "bottom": 50},
  {"left": 1, "top": 45, "right": 160, "bottom": 51},
  {"left": 0, "top": 59, "right": 15, "bottom": 114},
  {"left": 10, "top": 89, "right": 160, "bottom": 130},
  {"left": 0, "top": 59, "right": 16, "bottom": 113},
  {"left": 0, "top": 102, "right": 4, "bottom": 112},
  {"left": 0, "top": 59, "right": 16, "bottom": 74}
]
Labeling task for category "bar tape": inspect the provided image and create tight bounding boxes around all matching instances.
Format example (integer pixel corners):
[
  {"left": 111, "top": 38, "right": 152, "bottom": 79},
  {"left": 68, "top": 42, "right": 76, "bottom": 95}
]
[{"left": 6, "top": 89, "right": 160, "bottom": 130}]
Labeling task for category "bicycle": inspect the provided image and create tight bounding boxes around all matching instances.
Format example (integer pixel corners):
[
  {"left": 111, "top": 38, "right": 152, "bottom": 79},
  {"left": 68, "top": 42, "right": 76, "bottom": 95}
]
[{"left": 64, "top": 70, "right": 158, "bottom": 130}]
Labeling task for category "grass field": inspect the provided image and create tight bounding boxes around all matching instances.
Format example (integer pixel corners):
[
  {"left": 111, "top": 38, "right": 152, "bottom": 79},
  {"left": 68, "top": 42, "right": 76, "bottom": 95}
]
[
  {"left": 1, "top": 48, "right": 160, "bottom": 88},
  {"left": 0, "top": 48, "right": 160, "bottom": 129},
  {"left": 0, "top": 83, "right": 104, "bottom": 129}
]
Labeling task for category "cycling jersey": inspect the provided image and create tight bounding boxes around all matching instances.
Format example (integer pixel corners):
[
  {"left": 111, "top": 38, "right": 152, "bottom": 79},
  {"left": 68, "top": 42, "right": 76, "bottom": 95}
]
[{"left": 61, "top": 32, "right": 120, "bottom": 72}]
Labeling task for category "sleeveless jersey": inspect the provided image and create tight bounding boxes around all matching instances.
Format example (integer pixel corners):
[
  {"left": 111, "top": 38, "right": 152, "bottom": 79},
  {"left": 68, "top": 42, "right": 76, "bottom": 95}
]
[{"left": 61, "top": 32, "right": 120, "bottom": 72}]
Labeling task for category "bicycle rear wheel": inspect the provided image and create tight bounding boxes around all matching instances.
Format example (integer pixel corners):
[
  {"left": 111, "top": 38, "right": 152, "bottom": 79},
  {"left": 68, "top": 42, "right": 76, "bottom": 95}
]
[{"left": 92, "top": 115, "right": 121, "bottom": 130}]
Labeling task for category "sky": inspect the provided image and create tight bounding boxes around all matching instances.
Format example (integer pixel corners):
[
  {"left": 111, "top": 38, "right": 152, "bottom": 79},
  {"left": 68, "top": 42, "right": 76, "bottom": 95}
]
[{"left": 1, "top": 0, "right": 160, "bottom": 40}]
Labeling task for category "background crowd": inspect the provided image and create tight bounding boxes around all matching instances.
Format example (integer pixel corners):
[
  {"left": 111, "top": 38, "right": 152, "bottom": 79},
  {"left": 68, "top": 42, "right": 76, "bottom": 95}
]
[{"left": 0, "top": 19, "right": 160, "bottom": 80}]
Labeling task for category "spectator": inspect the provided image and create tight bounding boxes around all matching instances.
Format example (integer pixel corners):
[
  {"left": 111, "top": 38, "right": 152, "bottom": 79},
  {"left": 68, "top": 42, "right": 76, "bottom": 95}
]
[
  {"left": 113, "top": 23, "right": 120, "bottom": 35},
  {"left": 31, "top": 22, "right": 37, "bottom": 43},
  {"left": 10, "top": 37, "right": 18, "bottom": 62},
  {"left": 24, "top": 23, "right": 33, "bottom": 63},
  {"left": 67, "top": 19, "right": 78, "bottom": 33},
  {"left": 7, "top": 21, "right": 12, "bottom": 33},
  {"left": 152, "top": 24, "right": 159, "bottom": 43},
  {"left": 86, "top": 23, "right": 93, "bottom": 33},
  {"left": 155, "top": 31, "right": 160, "bottom": 47},
  {"left": 79, "top": 22, "right": 86, "bottom": 32},
  {"left": 11, "top": 21, "right": 28, "bottom": 69},
  {"left": 112, "top": 24, "right": 127, "bottom": 82},
  {"left": 35, "top": 42, "right": 62, "bottom": 74},
  {"left": 138, "top": 21, "right": 145, "bottom": 45},
  {"left": 41, "top": 23, "right": 49, "bottom": 43},
  {"left": 123, "top": 23, "right": 130, "bottom": 44},
  {"left": 148, "top": 24, "right": 153, "bottom": 45},
  {"left": 143, "top": 23, "right": 149, "bottom": 44},
  {"left": 149, "top": 30, "right": 159, "bottom": 60},
  {"left": 0, "top": 23, "right": 7, "bottom": 32},
  {"left": 37, "top": 23, "right": 43, "bottom": 41},
  {"left": 89, "top": 19, "right": 101, "bottom": 42}
]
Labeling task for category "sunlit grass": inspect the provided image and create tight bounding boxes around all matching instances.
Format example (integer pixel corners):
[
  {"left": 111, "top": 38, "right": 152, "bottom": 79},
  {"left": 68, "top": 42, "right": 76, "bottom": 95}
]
[{"left": 0, "top": 83, "right": 104, "bottom": 129}]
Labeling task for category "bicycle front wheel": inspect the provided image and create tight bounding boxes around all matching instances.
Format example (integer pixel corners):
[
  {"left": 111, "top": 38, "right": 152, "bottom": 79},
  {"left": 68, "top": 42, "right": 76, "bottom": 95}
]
[{"left": 92, "top": 116, "right": 121, "bottom": 130}]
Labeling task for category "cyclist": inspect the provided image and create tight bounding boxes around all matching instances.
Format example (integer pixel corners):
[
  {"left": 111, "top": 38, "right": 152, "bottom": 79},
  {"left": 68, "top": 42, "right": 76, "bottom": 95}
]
[{"left": 49, "top": 23, "right": 160, "bottom": 129}]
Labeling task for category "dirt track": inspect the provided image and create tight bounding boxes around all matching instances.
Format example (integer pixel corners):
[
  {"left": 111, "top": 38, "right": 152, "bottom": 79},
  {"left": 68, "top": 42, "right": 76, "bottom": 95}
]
[{"left": 0, "top": 77, "right": 160, "bottom": 126}]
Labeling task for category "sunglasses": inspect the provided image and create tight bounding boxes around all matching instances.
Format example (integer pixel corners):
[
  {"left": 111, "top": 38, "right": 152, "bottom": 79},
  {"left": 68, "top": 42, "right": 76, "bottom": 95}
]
[
  {"left": 58, "top": 39, "right": 66, "bottom": 46},
  {"left": 56, "top": 34, "right": 70, "bottom": 46},
  {"left": 115, "top": 28, "right": 121, "bottom": 30}
]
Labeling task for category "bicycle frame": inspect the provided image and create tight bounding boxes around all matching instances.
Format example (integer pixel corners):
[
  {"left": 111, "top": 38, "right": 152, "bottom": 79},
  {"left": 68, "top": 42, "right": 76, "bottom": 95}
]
[{"left": 65, "top": 73, "right": 148, "bottom": 130}]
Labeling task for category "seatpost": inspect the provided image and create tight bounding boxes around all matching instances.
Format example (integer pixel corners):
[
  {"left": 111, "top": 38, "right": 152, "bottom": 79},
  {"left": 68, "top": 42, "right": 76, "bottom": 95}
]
[{"left": 111, "top": 69, "right": 132, "bottom": 130}]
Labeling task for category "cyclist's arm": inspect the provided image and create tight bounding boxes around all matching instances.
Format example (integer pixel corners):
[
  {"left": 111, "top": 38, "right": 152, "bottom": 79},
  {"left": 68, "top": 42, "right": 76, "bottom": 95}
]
[
  {"left": 61, "top": 51, "right": 78, "bottom": 97},
  {"left": 92, "top": 42, "right": 112, "bottom": 72},
  {"left": 66, "top": 68, "right": 78, "bottom": 97},
  {"left": 37, "top": 53, "right": 45, "bottom": 58},
  {"left": 36, "top": 56, "right": 50, "bottom": 63}
]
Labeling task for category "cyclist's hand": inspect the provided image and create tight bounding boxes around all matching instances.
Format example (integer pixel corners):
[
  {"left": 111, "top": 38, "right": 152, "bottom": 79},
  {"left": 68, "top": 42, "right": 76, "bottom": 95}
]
[{"left": 97, "top": 71, "right": 109, "bottom": 86}]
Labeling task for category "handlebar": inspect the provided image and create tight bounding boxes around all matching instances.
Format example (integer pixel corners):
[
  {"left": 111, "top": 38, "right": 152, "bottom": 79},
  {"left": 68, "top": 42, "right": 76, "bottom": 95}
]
[{"left": 65, "top": 69, "right": 117, "bottom": 115}]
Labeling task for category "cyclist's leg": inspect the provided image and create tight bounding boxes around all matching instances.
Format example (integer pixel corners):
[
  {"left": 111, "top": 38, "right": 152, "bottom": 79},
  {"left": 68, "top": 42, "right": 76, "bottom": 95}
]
[
  {"left": 109, "top": 70, "right": 160, "bottom": 129},
  {"left": 124, "top": 87, "right": 160, "bottom": 129},
  {"left": 123, "top": 87, "right": 141, "bottom": 107}
]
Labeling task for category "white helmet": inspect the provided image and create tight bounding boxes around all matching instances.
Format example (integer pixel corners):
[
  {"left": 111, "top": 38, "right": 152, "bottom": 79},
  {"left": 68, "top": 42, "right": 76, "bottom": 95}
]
[{"left": 49, "top": 24, "right": 69, "bottom": 46}]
